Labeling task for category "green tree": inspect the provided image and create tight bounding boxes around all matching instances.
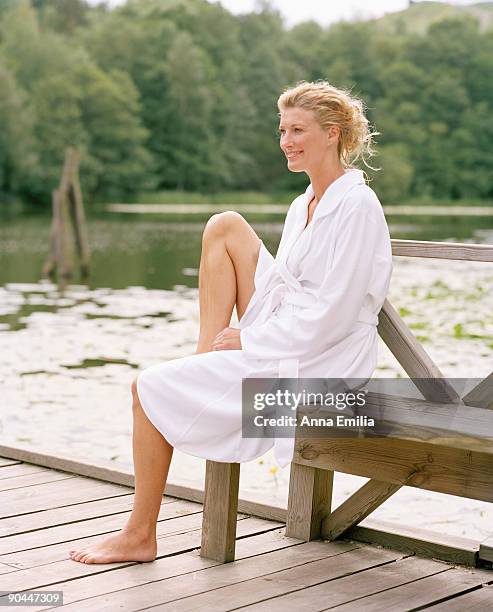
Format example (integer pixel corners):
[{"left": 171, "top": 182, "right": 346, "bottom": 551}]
[
  {"left": 370, "top": 144, "right": 414, "bottom": 203},
  {"left": 76, "top": 64, "right": 153, "bottom": 199},
  {"left": 0, "top": 60, "right": 38, "bottom": 200}
]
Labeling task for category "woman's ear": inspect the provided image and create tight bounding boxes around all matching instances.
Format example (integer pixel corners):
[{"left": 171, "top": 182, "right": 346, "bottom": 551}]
[{"left": 327, "top": 125, "right": 340, "bottom": 143}]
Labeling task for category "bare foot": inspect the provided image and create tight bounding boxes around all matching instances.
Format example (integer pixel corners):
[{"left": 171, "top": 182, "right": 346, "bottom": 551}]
[{"left": 68, "top": 528, "right": 157, "bottom": 564}]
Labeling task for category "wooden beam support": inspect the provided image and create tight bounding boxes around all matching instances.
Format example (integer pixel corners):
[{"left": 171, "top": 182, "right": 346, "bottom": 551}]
[
  {"left": 286, "top": 463, "right": 333, "bottom": 541},
  {"left": 200, "top": 461, "right": 240, "bottom": 563},
  {"left": 294, "top": 437, "right": 493, "bottom": 502},
  {"left": 463, "top": 374, "right": 493, "bottom": 410},
  {"left": 378, "top": 299, "right": 460, "bottom": 402},
  {"left": 321, "top": 479, "right": 402, "bottom": 541}
]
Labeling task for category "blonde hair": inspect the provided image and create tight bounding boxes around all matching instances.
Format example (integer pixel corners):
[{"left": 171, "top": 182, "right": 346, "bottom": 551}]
[{"left": 277, "top": 80, "right": 379, "bottom": 170}]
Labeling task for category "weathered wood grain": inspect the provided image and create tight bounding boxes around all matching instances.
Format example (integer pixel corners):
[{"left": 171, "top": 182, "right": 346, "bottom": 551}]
[
  {"left": 378, "top": 299, "right": 460, "bottom": 401},
  {"left": 232, "top": 556, "right": 450, "bottom": 612},
  {"left": 1, "top": 517, "right": 282, "bottom": 591},
  {"left": 331, "top": 564, "right": 492, "bottom": 611},
  {"left": 321, "top": 479, "right": 402, "bottom": 541},
  {"left": 200, "top": 461, "right": 240, "bottom": 562},
  {"left": 286, "top": 463, "right": 333, "bottom": 541},
  {"left": 150, "top": 546, "right": 404, "bottom": 612},
  {"left": 21, "top": 529, "right": 299, "bottom": 609},
  {"left": 346, "top": 517, "right": 479, "bottom": 566},
  {"left": 391, "top": 239, "right": 493, "bottom": 262},
  {"left": 294, "top": 437, "right": 493, "bottom": 501}
]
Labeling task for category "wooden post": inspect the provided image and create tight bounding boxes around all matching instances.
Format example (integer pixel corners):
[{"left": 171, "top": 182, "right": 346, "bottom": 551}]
[
  {"left": 286, "top": 463, "right": 333, "bottom": 541},
  {"left": 43, "top": 148, "right": 90, "bottom": 283},
  {"left": 68, "top": 149, "right": 90, "bottom": 278},
  {"left": 200, "top": 461, "right": 240, "bottom": 562}
]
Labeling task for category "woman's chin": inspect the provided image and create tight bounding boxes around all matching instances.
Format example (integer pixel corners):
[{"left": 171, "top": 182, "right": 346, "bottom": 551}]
[
  {"left": 287, "top": 162, "right": 305, "bottom": 173},
  {"left": 286, "top": 158, "right": 304, "bottom": 171}
]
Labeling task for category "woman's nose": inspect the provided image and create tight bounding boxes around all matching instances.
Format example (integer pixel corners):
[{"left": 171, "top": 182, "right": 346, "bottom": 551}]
[{"left": 280, "top": 135, "right": 292, "bottom": 148}]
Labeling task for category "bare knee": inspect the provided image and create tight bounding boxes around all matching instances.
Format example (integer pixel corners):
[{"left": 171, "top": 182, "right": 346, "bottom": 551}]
[{"left": 203, "top": 211, "right": 245, "bottom": 243}]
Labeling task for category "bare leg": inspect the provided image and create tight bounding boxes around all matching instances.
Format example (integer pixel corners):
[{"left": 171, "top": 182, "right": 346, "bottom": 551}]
[
  {"left": 69, "top": 212, "right": 260, "bottom": 563},
  {"left": 69, "top": 381, "right": 173, "bottom": 563},
  {"left": 196, "top": 211, "right": 261, "bottom": 353}
]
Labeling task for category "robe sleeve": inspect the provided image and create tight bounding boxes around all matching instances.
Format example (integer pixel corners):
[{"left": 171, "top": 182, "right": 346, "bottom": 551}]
[{"left": 240, "top": 204, "right": 382, "bottom": 361}]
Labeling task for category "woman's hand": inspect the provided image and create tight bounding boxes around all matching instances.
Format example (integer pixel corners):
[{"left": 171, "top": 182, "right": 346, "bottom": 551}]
[{"left": 212, "top": 327, "right": 242, "bottom": 351}]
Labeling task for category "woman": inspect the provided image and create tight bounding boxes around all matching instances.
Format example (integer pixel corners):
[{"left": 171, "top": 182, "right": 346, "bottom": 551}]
[{"left": 69, "top": 80, "right": 393, "bottom": 564}]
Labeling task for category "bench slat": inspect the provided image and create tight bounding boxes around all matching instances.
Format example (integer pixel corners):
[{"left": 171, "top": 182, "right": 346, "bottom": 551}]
[{"left": 391, "top": 239, "right": 493, "bottom": 262}]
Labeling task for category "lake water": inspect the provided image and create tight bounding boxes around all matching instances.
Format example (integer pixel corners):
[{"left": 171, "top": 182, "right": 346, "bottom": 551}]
[
  {"left": 1, "top": 210, "right": 492, "bottom": 289},
  {"left": 1, "top": 210, "right": 493, "bottom": 542}
]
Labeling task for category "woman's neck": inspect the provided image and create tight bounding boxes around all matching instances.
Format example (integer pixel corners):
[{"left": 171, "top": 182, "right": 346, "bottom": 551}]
[{"left": 308, "top": 164, "right": 346, "bottom": 204}]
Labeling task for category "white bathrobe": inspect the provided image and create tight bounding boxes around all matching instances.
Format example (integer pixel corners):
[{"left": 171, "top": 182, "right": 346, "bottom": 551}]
[{"left": 137, "top": 169, "right": 393, "bottom": 468}]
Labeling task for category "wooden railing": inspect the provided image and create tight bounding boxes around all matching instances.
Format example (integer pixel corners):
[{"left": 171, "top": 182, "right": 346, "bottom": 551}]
[{"left": 200, "top": 239, "right": 493, "bottom": 564}]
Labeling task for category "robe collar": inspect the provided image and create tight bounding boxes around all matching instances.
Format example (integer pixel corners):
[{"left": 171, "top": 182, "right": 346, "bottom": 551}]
[
  {"left": 277, "top": 168, "right": 366, "bottom": 264},
  {"left": 302, "top": 168, "right": 366, "bottom": 223}
]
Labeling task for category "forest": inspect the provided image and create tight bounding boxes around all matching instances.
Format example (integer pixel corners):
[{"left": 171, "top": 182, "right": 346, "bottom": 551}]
[{"left": 1, "top": 0, "right": 492, "bottom": 207}]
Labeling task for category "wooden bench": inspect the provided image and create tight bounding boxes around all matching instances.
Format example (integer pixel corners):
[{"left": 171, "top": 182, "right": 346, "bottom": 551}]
[{"left": 200, "top": 239, "right": 493, "bottom": 563}]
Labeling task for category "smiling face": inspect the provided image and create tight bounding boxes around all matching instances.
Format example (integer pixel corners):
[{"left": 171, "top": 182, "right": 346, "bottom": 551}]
[{"left": 278, "top": 106, "right": 339, "bottom": 174}]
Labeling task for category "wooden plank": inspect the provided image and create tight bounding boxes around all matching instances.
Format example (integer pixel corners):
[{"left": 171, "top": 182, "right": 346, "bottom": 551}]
[
  {"left": 293, "top": 437, "right": 493, "bottom": 502},
  {"left": 321, "top": 479, "right": 402, "bottom": 541},
  {"left": 0, "top": 561, "right": 18, "bottom": 575},
  {"left": 200, "top": 461, "right": 240, "bottom": 562},
  {"left": 2, "top": 517, "right": 282, "bottom": 591},
  {"left": 347, "top": 517, "right": 479, "bottom": 566},
  {"left": 0, "top": 458, "right": 21, "bottom": 467},
  {"left": 0, "top": 445, "right": 137, "bottom": 488},
  {"left": 0, "top": 470, "right": 74, "bottom": 492},
  {"left": 1, "top": 477, "right": 130, "bottom": 519},
  {"left": 43, "top": 541, "right": 367, "bottom": 612},
  {"left": 425, "top": 585, "right": 493, "bottom": 610},
  {"left": 378, "top": 299, "right": 460, "bottom": 402},
  {"left": 0, "top": 494, "right": 136, "bottom": 537},
  {"left": 391, "top": 239, "right": 493, "bottom": 262},
  {"left": 22, "top": 529, "right": 299, "bottom": 609},
  {"left": 0, "top": 509, "right": 238, "bottom": 567},
  {"left": 0, "top": 444, "right": 286, "bottom": 522},
  {"left": 0, "top": 447, "right": 484, "bottom": 567},
  {"left": 233, "top": 556, "right": 451, "bottom": 612},
  {"left": 463, "top": 373, "right": 493, "bottom": 410},
  {"left": 150, "top": 546, "right": 405, "bottom": 612},
  {"left": 0, "top": 499, "right": 202, "bottom": 555},
  {"left": 286, "top": 463, "right": 332, "bottom": 541},
  {"left": 479, "top": 535, "right": 493, "bottom": 563},
  {"left": 331, "top": 565, "right": 493, "bottom": 611},
  {"left": 0, "top": 463, "right": 52, "bottom": 479}
]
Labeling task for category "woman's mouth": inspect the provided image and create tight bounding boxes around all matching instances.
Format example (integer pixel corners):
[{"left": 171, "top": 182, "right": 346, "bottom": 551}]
[{"left": 286, "top": 151, "right": 303, "bottom": 160}]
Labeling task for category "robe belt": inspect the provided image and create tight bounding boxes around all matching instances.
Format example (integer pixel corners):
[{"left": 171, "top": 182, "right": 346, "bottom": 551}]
[{"left": 256, "top": 260, "right": 378, "bottom": 379}]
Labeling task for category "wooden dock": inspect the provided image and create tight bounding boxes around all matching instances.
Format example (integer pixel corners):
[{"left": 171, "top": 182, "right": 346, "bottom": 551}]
[{"left": 1, "top": 454, "right": 492, "bottom": 611}]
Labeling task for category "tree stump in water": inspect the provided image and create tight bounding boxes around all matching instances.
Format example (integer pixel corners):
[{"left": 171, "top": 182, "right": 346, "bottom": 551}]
[{"left": 43, "top": 148, "right": 90, "bottom": 282}]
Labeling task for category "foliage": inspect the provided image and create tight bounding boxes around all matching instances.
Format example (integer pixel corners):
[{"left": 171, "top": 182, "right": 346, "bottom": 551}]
[{"left": 0, "top": 0, "right": 492, "bottom": 206}]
